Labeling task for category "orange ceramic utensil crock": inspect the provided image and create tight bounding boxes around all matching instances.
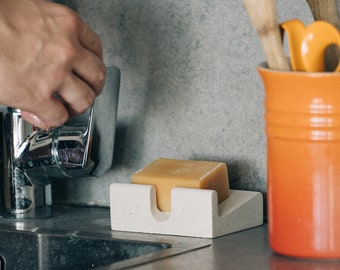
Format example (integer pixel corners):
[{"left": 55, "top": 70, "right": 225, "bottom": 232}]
[{"left": 258, "top": 63, "right": 340, "bottom": 259}]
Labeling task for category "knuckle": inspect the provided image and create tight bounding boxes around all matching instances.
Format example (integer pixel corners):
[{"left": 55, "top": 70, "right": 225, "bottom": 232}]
[
  {"left": 81, "top": 24, "right": 103, "bottom": 57},
  {"left": 70, "top": 94, "right": 95, "bottom": 116},
  {"left": 88, "top": 91, "right": 96, "bottom": 104},
  {"left": 83, "top": 96, "right": 95, "bottom": 111},
  {"left": 59, "top": 41, "right": 78, "bottom": 62},
  {"left": 93, "top": 38, "right": 103, "bottom": 58},
  {"left": 53, "top": 13, "right": 80, "bottom": 62},
  {"left": 59, "top": 6, "right": 80, "bottom": 31},
  {"left": 94, "top": 65, "right": 106, "bottom": 94},
  {"left": 92, "top": 64, "right": 106, "bottom": 96},
  {"left": 47, "top": 38, "right": 77, "bottom": 65}
]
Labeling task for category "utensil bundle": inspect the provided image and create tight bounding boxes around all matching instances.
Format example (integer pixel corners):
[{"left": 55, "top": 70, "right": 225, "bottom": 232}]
[{"left": 244, "top": 0, "right": 340, "bottom": 72}]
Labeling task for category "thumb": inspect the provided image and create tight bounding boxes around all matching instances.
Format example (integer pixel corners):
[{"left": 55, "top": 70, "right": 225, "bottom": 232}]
[
  {"left": 21, "top": 106, "right": 68, "bottom": 130},
  {"left": 21, "top": 111, "right": 48, "bottom": 129}
]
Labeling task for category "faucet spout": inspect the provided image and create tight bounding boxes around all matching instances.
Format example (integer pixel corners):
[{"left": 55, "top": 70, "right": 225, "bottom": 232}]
[{"left": 0, "top": 106, "right": 95, "bottom": 219}]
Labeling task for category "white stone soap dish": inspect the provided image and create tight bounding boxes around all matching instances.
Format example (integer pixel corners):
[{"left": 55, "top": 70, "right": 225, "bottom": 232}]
[{"left": 110, "top": 183, "right": 263, "bottom": 238}]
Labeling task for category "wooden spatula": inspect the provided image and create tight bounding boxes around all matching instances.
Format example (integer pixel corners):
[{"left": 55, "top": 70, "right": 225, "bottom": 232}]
[{"left": 243, "top": 0, "right": 290, "bottom": 70}]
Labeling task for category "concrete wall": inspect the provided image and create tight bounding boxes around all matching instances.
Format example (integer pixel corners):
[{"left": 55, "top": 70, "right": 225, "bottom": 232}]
[{"left": 49, "top": 0, "right": 316, "bottom": 206}]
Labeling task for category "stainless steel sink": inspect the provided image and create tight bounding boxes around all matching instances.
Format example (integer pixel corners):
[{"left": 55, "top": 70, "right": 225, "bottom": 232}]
[{"left": 0, "top": 206, "right": 211, "bottom": 269}]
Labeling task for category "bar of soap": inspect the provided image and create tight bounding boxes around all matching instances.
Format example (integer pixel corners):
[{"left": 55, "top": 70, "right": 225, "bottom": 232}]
[{"left": 131, "top": 158, "right": 230, "bottom": 212}]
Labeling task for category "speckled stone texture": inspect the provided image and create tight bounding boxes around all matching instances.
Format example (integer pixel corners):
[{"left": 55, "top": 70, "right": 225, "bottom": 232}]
[{"left": 50, "top": 0, "right": 315, "bottom": 207}]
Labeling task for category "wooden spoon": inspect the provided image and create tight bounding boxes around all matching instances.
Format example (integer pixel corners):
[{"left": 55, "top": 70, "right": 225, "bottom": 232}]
[
  {"left": 306, "top": 0, "right": 340, "bottom": 70},
  {"left": 243, "top": 0, "right": 290, "bottom": 70}
]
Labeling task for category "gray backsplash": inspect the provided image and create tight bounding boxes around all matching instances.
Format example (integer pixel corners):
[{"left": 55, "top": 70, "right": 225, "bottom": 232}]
[{"left": 48, "top": 0, "right": 315, "bottom": 206}]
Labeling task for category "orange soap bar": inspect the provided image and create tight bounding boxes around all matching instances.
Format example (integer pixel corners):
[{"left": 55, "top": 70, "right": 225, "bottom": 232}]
[{"left": 131, "top": 158, "right": 230, "bottom": 212}]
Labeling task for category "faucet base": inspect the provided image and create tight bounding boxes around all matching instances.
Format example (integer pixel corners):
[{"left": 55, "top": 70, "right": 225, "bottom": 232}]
[{"left": 0, "top": 184, "right": 52, "bottom": 220}]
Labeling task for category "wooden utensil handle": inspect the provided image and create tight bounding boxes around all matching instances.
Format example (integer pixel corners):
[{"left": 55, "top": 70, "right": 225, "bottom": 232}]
[
  {"left": 306, "top": 0, "right": 340, "bottom": 28},
  {"left": 243, "top": 0, "right": 290, "bottom": 70}
]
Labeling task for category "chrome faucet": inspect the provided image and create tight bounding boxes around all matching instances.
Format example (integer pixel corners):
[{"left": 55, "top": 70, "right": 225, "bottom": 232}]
[
  {"left": 0, "top": 106, "right": 95, "bottom": 219},
  {"left": 0, "top": 66, "right": 121, "bottom": 220}
]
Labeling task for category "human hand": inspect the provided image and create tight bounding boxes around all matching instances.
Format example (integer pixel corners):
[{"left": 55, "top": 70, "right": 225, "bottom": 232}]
[{"left": 0, "top": 0, "right": 106, "bottom": 129}]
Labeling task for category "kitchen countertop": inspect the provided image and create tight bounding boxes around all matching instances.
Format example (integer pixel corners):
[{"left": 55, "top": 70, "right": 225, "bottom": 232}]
[{"left": 1, "top": 205, "right": 340, "bottom": 270}]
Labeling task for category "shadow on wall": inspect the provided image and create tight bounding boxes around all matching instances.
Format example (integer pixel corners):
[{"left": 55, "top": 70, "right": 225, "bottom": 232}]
[{"left": 112, "top": 1, "right": 201, "bottom": 170}]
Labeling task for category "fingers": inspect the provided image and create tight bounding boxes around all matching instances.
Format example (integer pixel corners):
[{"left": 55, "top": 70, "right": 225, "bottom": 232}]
[
  {"left": 77, "top": 19, "right": 104, "bottom": 60},
  {"left": 23, "top": 73, "right": 99, "bottom": 129},
  {"left": 72, "top": 47, "right": 106, "bottom": 96},
  {"left": 57, "top": 72, "right": 97, "bottom": 117},
  {"left": 17, "top": 3, "right": 107, "bottom": 130},
  {"left": 21, "top": 111, "right": 48, "bottom": 129},
  {"left": 68, "top": 13, "right": 106, "bottom": 101},
  {"left": 21, "top": 99, "right": 69, "bottom": 130}
]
